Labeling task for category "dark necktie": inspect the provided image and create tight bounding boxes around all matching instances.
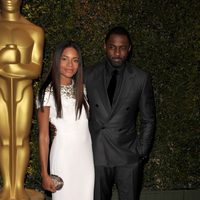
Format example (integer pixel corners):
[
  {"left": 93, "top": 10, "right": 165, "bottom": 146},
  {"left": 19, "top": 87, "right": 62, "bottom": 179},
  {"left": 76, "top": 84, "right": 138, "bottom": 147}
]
[{"left": 107, "top": 70, "right": 118, "bottom": 105}]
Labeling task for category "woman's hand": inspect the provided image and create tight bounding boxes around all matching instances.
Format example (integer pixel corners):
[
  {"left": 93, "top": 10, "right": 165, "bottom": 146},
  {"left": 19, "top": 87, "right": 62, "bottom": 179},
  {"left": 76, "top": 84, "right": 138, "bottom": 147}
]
[{"left": 42, "top": 174, "right": 56, "bottom": 193}]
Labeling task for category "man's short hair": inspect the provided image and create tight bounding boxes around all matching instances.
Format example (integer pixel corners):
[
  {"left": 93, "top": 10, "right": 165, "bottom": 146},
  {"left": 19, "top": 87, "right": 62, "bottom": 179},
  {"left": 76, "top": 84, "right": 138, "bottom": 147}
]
[{"left": 105, "top": 26, "right": 132, "bottom": 46}]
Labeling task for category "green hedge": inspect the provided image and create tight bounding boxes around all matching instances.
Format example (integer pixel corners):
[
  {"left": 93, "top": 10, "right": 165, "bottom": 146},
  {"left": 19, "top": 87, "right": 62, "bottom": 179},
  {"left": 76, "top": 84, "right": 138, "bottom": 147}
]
[{"left": 0, "top": 0, "right": 199, "bottom": 191}]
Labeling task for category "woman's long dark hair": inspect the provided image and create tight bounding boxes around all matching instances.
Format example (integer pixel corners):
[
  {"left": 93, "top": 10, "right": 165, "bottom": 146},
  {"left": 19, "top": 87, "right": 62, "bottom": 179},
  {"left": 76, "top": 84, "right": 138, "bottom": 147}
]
[{"left": 38, "top": 40, "right": 88, "bottom": 119}]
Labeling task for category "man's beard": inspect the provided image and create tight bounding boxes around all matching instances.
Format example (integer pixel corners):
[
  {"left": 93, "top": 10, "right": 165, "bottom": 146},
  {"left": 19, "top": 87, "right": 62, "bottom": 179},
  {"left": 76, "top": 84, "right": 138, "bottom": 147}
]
[{"left": 108, "top": 57, "right": 126, "bottom": 68}]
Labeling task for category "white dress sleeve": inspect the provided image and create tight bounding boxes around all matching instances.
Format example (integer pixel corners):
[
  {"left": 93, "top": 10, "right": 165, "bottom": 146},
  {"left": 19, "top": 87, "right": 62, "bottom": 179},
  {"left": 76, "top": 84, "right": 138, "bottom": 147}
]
[{"left": 35, "top": 85, "right": 53, "bottom": 109}]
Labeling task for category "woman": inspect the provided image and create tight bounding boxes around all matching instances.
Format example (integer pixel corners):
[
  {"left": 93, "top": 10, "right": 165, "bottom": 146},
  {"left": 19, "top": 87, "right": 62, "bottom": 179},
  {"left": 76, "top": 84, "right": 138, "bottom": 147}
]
[{"left": 36, "top": 41, "right": 94, "bottom": 200}]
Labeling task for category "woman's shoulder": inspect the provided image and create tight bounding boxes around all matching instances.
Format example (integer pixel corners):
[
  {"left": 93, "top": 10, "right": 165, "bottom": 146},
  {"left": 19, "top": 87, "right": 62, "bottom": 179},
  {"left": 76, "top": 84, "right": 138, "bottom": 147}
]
[
  {"left": 42, "top": 84, "right": 54, "bottom": 106},
  {"left": 44, "top": 84, "right": 53, "bottom": 94}
]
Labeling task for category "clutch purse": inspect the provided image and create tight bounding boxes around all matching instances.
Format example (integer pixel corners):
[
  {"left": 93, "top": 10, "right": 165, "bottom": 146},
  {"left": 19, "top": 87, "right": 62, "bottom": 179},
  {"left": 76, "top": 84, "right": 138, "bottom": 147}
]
[{"left": 50, "top": 174, "right": 64, "bottom": 190}]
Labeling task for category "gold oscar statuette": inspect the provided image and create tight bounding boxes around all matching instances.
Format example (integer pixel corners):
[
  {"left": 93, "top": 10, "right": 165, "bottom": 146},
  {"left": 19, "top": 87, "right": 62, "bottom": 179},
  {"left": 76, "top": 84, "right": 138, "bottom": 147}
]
[{"left": 0, "top": 0, "right": 44, "bottom": 199}]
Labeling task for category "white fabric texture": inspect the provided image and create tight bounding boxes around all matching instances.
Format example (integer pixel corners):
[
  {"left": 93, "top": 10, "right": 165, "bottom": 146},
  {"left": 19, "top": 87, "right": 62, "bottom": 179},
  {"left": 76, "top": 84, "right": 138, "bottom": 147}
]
[{"left": 37, "top": 85, "right": 94, "bottom": 200}]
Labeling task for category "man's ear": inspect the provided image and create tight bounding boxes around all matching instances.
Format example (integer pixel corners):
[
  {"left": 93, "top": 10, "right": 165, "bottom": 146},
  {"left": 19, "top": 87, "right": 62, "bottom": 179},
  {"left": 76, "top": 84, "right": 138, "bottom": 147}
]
[
  {"left": 128, "top": 45, "right": 131, "bottom": 52},
  {"left": 104, "top": 43, "right": 106, "bottom": 50}
]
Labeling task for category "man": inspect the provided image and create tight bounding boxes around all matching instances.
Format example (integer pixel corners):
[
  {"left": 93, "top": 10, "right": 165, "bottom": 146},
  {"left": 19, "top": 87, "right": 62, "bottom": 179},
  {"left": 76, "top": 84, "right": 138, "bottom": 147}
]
[{"left": 84, "top": 26, "right": 156, "bottom": 200}]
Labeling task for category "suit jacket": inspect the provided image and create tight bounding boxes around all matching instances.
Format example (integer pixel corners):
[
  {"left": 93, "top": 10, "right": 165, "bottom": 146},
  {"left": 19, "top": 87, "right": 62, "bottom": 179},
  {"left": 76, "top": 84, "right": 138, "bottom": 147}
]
[{"left": 84, "top": 59, "right": 156, "bottom": 166}]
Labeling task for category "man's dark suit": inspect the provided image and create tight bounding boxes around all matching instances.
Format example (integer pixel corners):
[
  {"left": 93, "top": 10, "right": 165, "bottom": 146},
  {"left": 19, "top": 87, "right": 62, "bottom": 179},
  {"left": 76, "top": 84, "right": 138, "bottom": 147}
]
[{"left": 84, "top": 58, "right": 156, "bottom": 199}]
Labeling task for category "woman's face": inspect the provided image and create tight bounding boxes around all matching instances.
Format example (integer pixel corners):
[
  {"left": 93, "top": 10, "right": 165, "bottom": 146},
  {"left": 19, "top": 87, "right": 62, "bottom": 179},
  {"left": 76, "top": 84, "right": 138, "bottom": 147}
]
[
  {"left": 0, "top": 0, "right": 21, "bottom": 13},
  {"left": 59, "top": 47, "right": 79, "bottom": 85}
]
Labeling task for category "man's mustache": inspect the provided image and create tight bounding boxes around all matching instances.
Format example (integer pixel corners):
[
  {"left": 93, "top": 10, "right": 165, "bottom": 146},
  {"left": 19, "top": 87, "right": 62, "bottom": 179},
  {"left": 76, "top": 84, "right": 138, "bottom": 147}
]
[{"left": 111, "top": 57, "right": 123, "bottom": 60}]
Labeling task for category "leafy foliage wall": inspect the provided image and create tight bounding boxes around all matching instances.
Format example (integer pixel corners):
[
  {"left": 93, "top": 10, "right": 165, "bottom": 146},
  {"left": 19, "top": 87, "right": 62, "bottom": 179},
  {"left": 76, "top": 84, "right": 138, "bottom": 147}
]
[{"left": 0, "top": 0, "right": 199, "bottom": 191}]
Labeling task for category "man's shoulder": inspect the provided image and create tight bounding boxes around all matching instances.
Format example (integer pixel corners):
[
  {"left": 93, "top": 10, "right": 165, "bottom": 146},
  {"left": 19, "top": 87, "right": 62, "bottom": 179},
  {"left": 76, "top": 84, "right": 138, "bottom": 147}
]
[
  {"left": 84, "top": 59, "right": 105, "bottom": 75},
  {"left": 91, "top": 59, "right": 105, "bottom": 70},
  {"left": 127, "top": 63, "right": 151, "bottom": 78}
]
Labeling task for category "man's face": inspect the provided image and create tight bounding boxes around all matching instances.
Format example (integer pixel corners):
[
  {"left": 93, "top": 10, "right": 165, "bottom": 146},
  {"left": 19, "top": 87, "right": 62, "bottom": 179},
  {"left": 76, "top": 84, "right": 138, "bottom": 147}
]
[{"left": 104, "top": 34, "right": 131, "bottom": 67}]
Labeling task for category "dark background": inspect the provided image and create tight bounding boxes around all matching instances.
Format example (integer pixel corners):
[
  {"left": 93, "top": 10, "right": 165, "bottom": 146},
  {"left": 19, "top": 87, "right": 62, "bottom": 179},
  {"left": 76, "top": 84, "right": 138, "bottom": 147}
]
[{"left": 0, "top": 0, "right": 199, "bottom": 192}]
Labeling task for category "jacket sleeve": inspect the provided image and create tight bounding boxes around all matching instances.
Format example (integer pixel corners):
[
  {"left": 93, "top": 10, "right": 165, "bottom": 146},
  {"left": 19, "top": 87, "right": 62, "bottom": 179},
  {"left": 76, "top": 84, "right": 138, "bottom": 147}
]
[{"left": 138, "top": 73, "right": 156, "bottom": 158}]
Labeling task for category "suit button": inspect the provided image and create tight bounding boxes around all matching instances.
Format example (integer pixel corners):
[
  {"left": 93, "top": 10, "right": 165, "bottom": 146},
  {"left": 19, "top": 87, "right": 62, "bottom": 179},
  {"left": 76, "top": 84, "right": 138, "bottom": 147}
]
[
  {"left": 118, "top": 128, "right": 122, "bottom": 131},
  {"left": 95, "top": 104, "right": 99, "bottom": 107},
  {"left": 126, "top": 107, "right": 130, "bottom": 110},
  {"left": 102, "top": 127, "right": 105, "bottom": 129}
]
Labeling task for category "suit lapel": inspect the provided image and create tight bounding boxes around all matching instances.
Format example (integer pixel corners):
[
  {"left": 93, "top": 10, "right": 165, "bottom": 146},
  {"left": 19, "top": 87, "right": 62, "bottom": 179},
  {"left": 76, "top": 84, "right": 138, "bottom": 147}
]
[
  {"left": 90, "top": 61, "right": 135, "bottom": 121},
  {"left": 97, "top": 68, "right": 111, "bottom": 112},
  {"left": 91, "top": 64, "right": 112, "bottom": 120}
]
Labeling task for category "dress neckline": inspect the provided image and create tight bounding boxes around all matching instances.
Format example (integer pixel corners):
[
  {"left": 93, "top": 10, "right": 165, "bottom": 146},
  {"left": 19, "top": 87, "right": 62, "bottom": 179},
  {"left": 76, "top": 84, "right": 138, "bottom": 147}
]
[
  {"left": 60, "top": 80, "right": 75, "bottom": 99},
  {"left": 60, "top": 79, "right": 74, "bottom": 88}
]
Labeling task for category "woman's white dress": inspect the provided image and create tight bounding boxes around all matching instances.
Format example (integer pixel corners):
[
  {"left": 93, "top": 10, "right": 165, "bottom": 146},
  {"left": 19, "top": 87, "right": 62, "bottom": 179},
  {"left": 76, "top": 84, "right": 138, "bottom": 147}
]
[{"left": 37, "top": 84, "right": 94, "bottom": 200}]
